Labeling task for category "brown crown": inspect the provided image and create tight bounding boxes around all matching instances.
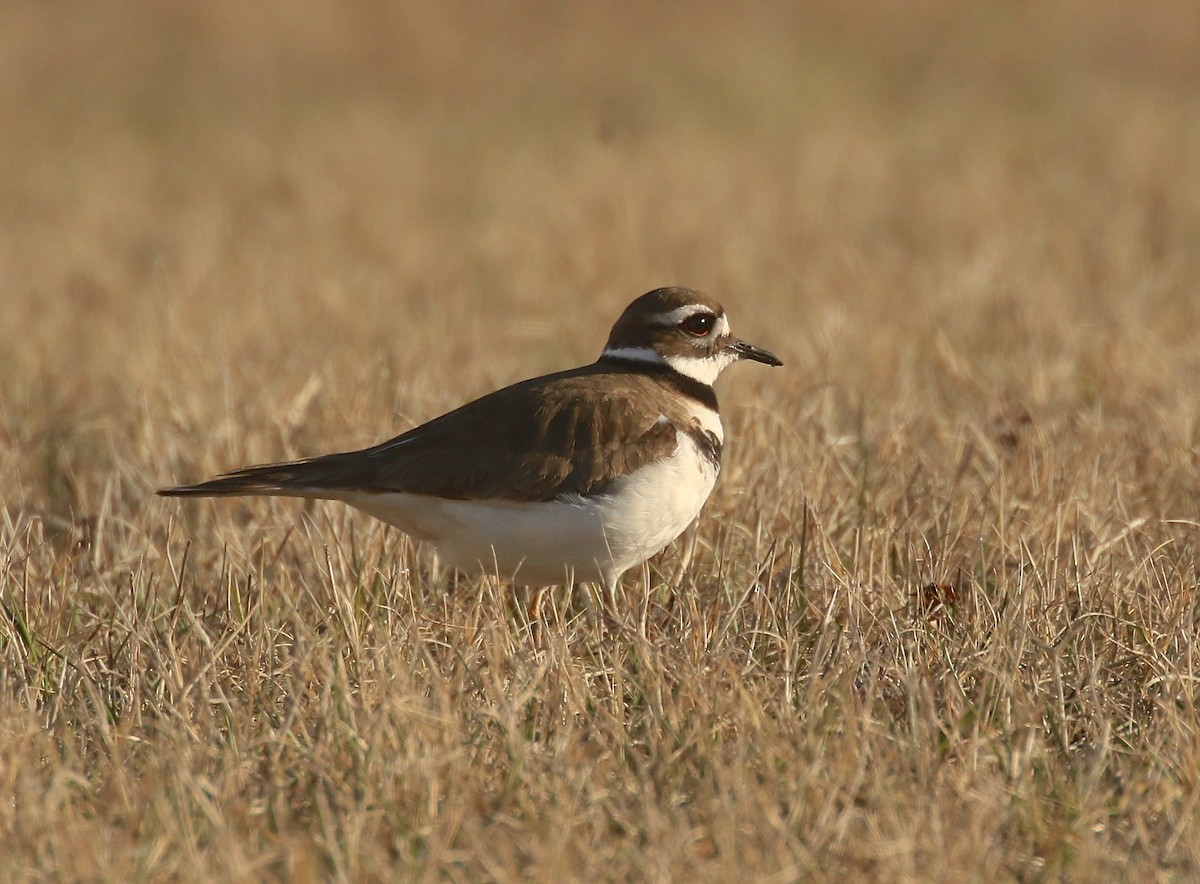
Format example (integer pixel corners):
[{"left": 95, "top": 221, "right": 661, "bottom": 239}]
[{"left": 603, "top": 287, "right": 726, "bottom": 353}]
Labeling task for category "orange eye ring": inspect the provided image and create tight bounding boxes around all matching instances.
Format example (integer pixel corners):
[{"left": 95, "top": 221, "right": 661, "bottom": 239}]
[{"left": 680, "top": 313, "right": 716, "bottom": 337}]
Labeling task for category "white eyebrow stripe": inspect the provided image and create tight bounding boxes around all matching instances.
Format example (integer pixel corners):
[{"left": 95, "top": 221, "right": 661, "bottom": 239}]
[{"left": 652, "top": 305, "right": 724, "bottom": 327}]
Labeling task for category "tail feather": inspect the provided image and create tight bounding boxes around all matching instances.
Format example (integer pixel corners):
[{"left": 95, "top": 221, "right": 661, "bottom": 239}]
[{"left": 157, "top": 457, "right": 347, "bottom": 499}]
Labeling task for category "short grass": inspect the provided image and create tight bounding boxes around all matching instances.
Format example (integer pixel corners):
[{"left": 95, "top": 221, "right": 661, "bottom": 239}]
[{"left": 3, "top": 1, "right": 1200, "bottom": 880}]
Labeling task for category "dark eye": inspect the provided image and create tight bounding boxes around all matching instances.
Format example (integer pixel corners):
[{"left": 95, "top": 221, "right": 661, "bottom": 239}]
[{"left": 680, "top": 312, "right": 716, "bottom": 337}]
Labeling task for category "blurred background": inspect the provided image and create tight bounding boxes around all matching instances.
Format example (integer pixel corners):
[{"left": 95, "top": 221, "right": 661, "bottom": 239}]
[
  {"left": 2, "top": 0, "right": 1199, "bottom": 510},
  {"left": 6, "top": 5, "right": 1200, "bottom": 878}
]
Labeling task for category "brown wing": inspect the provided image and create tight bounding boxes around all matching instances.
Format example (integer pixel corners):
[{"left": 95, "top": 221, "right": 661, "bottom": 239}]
[{"left": 158, "top": 366, "right": 681, "bottom": 502}]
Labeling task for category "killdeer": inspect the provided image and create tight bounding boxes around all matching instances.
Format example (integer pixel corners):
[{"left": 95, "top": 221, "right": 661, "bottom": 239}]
[{"left": 159, "top": 287, "right": 781, "bottom": 597}]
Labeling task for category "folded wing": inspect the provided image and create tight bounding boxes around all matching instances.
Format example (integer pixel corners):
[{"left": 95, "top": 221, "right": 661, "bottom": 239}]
[{"left": 158, "top": 369, "right": 680, "bottom": 503}]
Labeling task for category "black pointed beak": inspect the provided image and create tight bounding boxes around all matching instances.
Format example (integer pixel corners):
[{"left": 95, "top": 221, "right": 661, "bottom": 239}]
[{"left": 727, "top": 338, "right": 783, "bottom": 367}]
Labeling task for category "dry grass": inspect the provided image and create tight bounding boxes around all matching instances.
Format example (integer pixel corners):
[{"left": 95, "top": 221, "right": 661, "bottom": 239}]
[{"left": 4, "top": 1, "right": 1200, "bottom": 880}]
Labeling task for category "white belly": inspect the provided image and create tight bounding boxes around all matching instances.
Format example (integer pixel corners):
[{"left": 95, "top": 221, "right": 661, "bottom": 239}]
[{"left": 342, "top": 436, "right": 718, "bottom": 587}]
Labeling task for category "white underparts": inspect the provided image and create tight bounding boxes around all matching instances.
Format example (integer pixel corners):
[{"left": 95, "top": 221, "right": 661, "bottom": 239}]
[
  {"left": 340, "top": 432, "right": 720, "bottom": 589},
  {"left": 687, "top": 399, "right": 724, "bottom": 442}
]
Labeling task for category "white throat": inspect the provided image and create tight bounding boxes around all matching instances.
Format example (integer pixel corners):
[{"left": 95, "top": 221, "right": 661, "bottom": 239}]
[
  {"left": 601, "top": 345, "right": 733, "bottom": 386},
  {"left": 663, "top": 351, "right": 736, "bottom": 385}
]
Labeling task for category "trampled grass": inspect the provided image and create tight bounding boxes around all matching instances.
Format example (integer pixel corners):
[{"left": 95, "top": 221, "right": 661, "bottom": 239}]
[{"left": 3, "top": 1, "right": 1200, "bottom": 879}]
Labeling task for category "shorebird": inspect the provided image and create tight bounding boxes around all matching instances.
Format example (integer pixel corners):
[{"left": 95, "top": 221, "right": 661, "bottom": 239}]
[{"left": 159, "top": 287, "right": 781, "bottom": 599}]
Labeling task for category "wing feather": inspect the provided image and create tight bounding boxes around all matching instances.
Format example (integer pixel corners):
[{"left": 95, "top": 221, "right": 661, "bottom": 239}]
[{"left": 158, "top": 368, "right": 682, "bottom": 502}]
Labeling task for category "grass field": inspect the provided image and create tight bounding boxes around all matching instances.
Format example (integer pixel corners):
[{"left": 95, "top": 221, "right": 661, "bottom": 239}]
[{"left": 4, "top": 1, "right": 1200, "bottom": 880}]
